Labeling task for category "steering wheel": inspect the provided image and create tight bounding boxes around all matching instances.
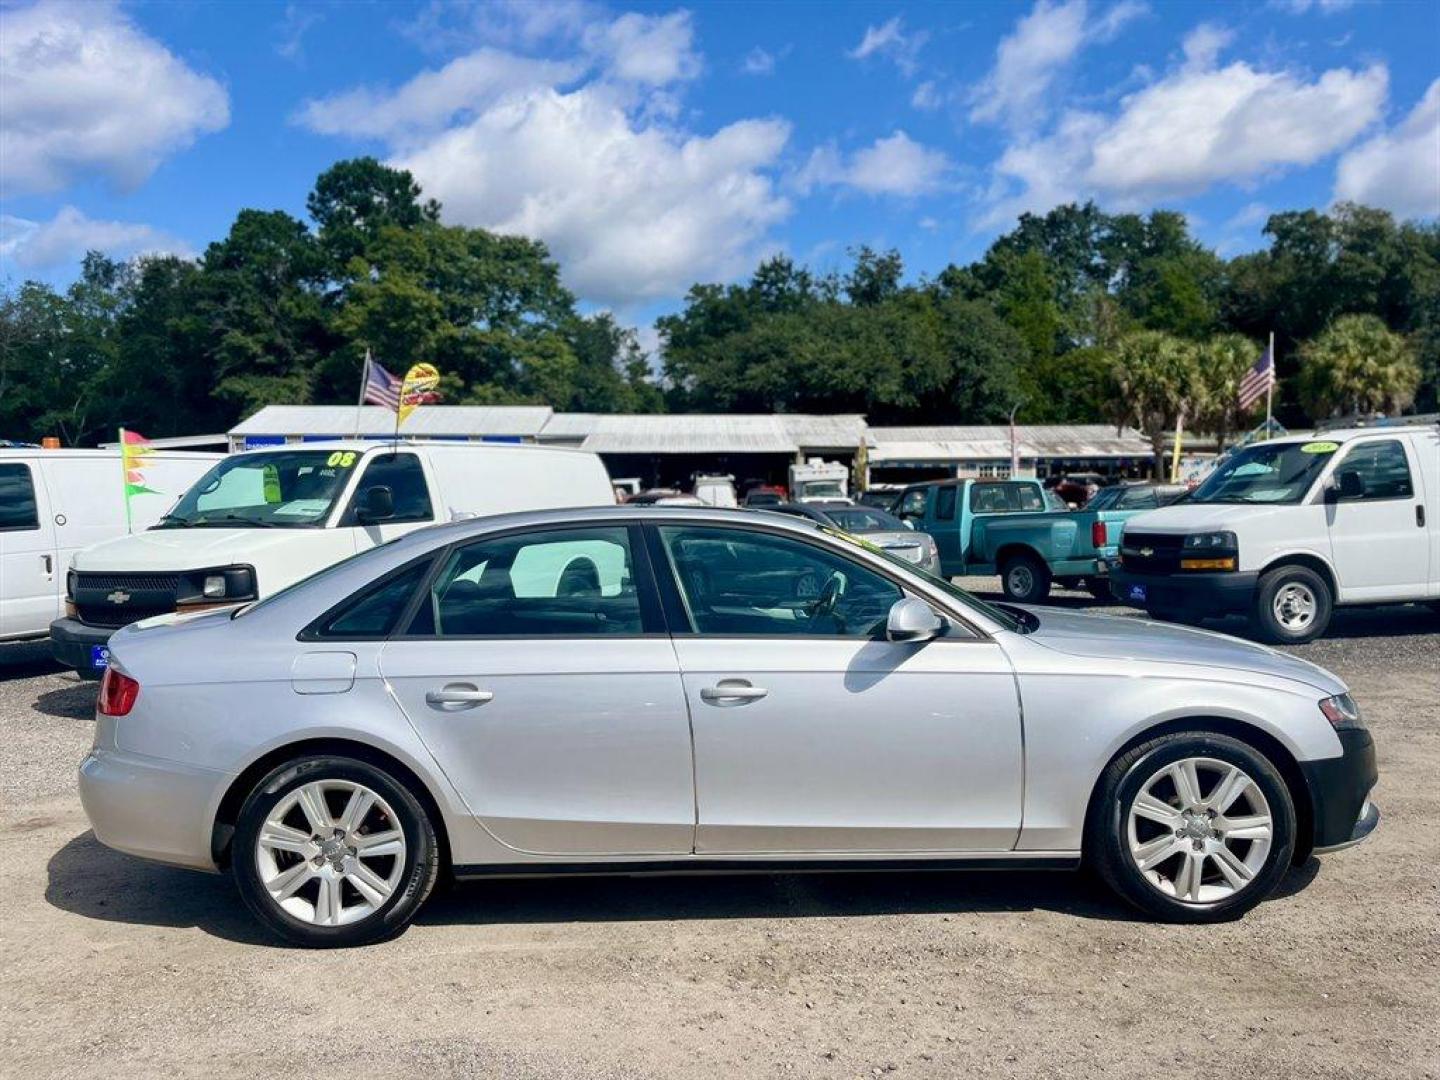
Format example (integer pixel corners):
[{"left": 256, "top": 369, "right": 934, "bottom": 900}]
[{"left": 806, "top": 571, "right": 847, "bottom": 630}]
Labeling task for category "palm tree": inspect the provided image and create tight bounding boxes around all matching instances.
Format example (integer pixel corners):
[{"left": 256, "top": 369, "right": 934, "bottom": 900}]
[
  {"left": 1108, "top": 330, "right": 1206, "bottom": 477},
  {"left": 1195, "top": 333, "right": 1265, "bottom": 451},
  {"left": 1298, "top": 314, "right": 1420, "bottom": 419}
]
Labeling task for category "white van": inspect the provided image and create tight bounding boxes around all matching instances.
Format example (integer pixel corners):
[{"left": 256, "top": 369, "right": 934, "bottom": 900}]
[
  {"left": 50, "top": 440, "right": 615, "bottom": 674},
  {"left": 692, "top": 474, "right": 738, "bottom": 508},
  {"left": 1, "top": 448, "right": 221, "bottom": 644},
  {"left": 1110, "top": 421, "right": 1439, "bottom": 642}
]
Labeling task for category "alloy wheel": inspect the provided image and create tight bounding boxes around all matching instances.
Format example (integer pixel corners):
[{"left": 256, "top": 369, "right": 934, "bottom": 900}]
[
  {"left": 1126, "top": 756, "right": 1274, "bottom": 904},
  {"left": 255, "top": 779, "right": 407, "bottom": 927}
]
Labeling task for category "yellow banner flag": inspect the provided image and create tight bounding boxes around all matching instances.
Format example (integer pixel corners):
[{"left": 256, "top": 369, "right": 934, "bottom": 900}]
[{"left": 397, "top": 363, "right": 441, "bottom": 427}]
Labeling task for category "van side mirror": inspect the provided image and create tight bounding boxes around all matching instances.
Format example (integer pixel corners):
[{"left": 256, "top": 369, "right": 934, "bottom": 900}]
[
  {"left": 1333, "top": 470, "right": 1366, "bottom": 500},
  {"left": 356, "top": 484, "right": 394, "bottom": 523},
  {"left": 886, "top": 598, "right": 944, "bottom": 644}
]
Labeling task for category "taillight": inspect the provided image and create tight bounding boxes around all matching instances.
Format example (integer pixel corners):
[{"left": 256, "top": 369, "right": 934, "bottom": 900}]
[
  {"left": 1091, "top": 520, "right": 1107, "bottom": 547},
  {"left": 98, "top": 667, "right": 139, "bottom": 717}
]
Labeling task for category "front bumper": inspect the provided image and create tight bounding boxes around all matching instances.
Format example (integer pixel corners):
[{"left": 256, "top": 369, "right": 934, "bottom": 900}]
[
  {"left": 78, "top": 748, "right": 228, "bottom": 871},
  {"left": 50, "top": 617, "right": 114, "bottom": 678},
  {"left": 1303, "top": 727, "right": 1380, "bottom": 853},
  {"left": 1108, "top": 568, "right": 1259, "bottom": 617}
]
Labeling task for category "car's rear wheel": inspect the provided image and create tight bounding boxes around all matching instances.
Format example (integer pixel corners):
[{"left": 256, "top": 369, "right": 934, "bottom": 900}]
[
  {"left": 233, "top": 755, "right": 439, "bottom": 947},
  {"left": 1253, "top": 565, "right": 1332, "bottom": 644},
  {"left": 1001, "top": 552, "right": 1052, "bottom": 603},
  {"left": 1088, "top": 732, "right": 1296, "bottom": 922}
]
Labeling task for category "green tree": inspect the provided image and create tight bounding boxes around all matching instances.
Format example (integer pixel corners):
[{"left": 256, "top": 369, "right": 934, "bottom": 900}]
[
  {"left": 1109, "top": 331, "right": 1206, "bottom": 476},
  {"left": 1297, "top": 314, "right": 1421, "bottom": 418},
  {"left": 308, "top": 157, "right": 440, "bottom": 270},
  {"left": 1194, "top": 333, "right": 1265, "bottom": 451}
]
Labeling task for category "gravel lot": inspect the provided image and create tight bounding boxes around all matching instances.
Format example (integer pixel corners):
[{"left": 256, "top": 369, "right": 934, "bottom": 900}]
[{"left": 2, "top": 588, "right": 1437, "bottom": 1080}]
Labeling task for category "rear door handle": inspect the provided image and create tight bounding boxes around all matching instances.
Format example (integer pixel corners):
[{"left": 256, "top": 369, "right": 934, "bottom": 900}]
[
  {"left": 700, "top": 679, "right": 768, "bottom": 706},
  {"left": 425, "top": 683, "right": 494, "bottom": 710},
  {"left": 41, "top": 554, "right": 53, "bottom": 577},
  {"left": 1417, "top": 505, "right": 1426, "bottom": 528}
]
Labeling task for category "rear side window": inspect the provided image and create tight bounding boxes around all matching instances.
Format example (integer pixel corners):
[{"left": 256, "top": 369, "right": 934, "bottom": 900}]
[
  {"left": 0, "top": 464, "right": 39, "bottom": 531},
  {"left": 312, "top": 559, "right": 433, "bottom": 638},
  {"left": 407, "top": 526, "right": 649, "bottom": 637},
  {"left": 934, "top": 485, "right": 957, "bottom": 521},
  {"left": 1337, "top": 440, "right": 1414, "bottom": 500},
  {"left": 350, "top": 453, "right": 433, "bottom": 523}
]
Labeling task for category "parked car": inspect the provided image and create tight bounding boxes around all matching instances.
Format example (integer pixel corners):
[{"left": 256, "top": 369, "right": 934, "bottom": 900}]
[
  {"left": 80, "top": 505, "right": 1378, "bottom": 946},
  {"left": 856, "top": 487, "right": 901, "bottom": 511},
  {"left": 893, "top": 478, "right": 1160, "bottom": 601},
  {"left": 1110, "top": 421, "right": 1440, "bottom": 642},
  {"left": 765, "top": 501, "right": 941, "bottom": 574},
  {"left": 2, "top": 448, "right": 221, "bottom": 644},
  {"left": 49, "top": 441, "right": 614, "bottom": 676},
  {"left": 1049, "top": 473, "right": 1108, "bottom": 507}
]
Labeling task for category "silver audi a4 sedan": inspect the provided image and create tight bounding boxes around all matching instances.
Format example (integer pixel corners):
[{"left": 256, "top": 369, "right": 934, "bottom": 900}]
[{"left": 79, "top": 506, "right": 1378, "bottom": 947}]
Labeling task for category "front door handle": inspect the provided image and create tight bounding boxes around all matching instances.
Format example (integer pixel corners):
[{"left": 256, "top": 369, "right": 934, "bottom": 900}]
[
  {"left": 1418, "top": 504, "right": 1426, "bottom": 528},
  {"left": 700, "top": 679, "right": 769, "bottom": 706},
  {"left": 425, "top": 683, "right": 494, "bottom": 710},
  {"left": 41, "top": 554, "right": 53, "bottom": 577}
]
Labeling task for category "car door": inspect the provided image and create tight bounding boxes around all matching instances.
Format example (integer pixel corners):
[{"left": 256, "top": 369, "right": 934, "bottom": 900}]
[
  {"left": 380, "top": 523, "right": 696, "bottom": 856},
  {"left": 652, "top": 522, "right": 1023, "bottom": 855},
  {"left": 929, "top": 484, "right": 963, "bottom": 572},
  {"left": 1325, "top": 437, "right": 1430, "bottom": 601},
  {"left": 0, "top": 461, "right": 58, "bottom": 638},
  {"left": 341, "top": 451, "right": 437, "bottom": 550}
]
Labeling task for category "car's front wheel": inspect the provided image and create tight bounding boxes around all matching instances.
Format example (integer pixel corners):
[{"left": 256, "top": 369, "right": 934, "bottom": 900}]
[
  {"left": 1088, "top": 732, "right": 1296, "bottom": 922},
  {"left": 1253, "top": 564, "right": 1332, "bottom": 644},
  {"left": 233, "top": 755, "right": 439, "bottom": 947}
]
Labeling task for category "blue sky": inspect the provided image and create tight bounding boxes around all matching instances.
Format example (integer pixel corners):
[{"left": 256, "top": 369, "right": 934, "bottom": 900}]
[{"left": 2, "top": 0, "right": 1437, "bottom": 335}]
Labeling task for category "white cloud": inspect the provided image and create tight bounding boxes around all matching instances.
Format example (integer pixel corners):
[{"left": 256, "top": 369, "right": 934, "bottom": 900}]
[
  {"left": 911, "top": 80, "right": 944, "bottom": 110},
  {"left": 1180, "top": 23, "right": 1234, "bottom": 71},
  {"left": 797, "top": 131, "right": 952, "bottom": 197},
  {"left": 396, "top": 88, "right": 791, "bottom": 305},
  {"left": 1334, "top": 79, "right": 1440, "bottom": 220},
  {"left": 969, "top": 0, "right": 1148, "bottom": 132},
  {"left": 296, "top": 49, "right": 583, "bottom": 140},
  {"left": 581, "top": 10, "right": 700, "bottom": 86},
  {"left": 846, "top": 16, "right": 927, "bottom": 78},
  {"left": 275, "top": 3, "right": 323, "bottom": 62},
  {"left": 979, "top": 27, "right": 1389, "bottom": 226},
  {"left": 742, "top": 46, "right": 776, "bottom": 76},
  {"left": 0, "top": 206, "right": 192, "bottom": 271},
  {"left": 0, "top": 0, "right": 229, "bottom": 195}
]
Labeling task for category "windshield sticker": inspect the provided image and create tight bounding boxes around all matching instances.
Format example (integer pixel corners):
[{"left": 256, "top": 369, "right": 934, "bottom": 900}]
[
  {"left": 272, "top": 499, "right": 332, "bottom": 517},
  {"left": 325, "top": 450, "right": 358, "bottom": 468},
  {"left": 261, "top": 464, "right": 281, "bottom": 504},
  {"left": 1300, "top": 441, "right": 1339, "bottom": 454}
]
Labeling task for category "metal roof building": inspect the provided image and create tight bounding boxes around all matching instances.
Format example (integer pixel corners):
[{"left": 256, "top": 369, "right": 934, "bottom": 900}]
[
  {"left": 229, "top": 405, "right": 554, "bottom": 450},
  {"left": 867, "top": 424, "right": 1153, "bottom": 480}
]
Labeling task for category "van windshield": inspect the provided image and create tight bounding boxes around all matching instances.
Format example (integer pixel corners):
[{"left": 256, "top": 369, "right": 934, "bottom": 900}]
[
  {"left": 156, "top": 450, "right": 360, "bottom": 529},
  {"left": 1187, "top": 441, "right": 1336, "bottom": 505},
  {"left": 799, "top": 480, "right": 845, "bottom": 499}
]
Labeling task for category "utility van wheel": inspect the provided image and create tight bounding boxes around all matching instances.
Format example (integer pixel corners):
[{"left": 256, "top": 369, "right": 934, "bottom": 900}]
[
  {"left": 1252, "top": 565, "right": 1331, "bottom": 644},
  {"left": 1087, "top": 732, "right": 1295, "bottom": 923},
  {"left": 233, "top": 755, "right": 439, "bottom": 948},
  {"left": 1001, "top": 553, "right": 1052, "bottom": 603}
]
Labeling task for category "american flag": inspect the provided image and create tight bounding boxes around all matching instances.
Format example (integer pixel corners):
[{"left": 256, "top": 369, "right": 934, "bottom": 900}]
[
  {"left": 362, "top": 354, "right": 401, "bottom": 411},
  {"left": 1237, "top": 343, "right": 1275, "bottom": 411}
]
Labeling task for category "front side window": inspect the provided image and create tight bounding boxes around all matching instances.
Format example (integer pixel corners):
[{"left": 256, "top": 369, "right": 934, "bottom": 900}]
[
  {"left": 1335, "top": 440, "right": 1414, "bottom": 501},
  {"left": 658, "top": 525, "right": 902, "bottom": 637},
  {"left": 409, "top": 526, "right": 645, "bottom": 636},
  {"left": 345, "top": 452, "right": 433, "bottom": 524},
  {"left": 0, "top": 464, "right": 38, "bottom": 531},
  {"left": 161, "top": 450, "right": 362, "bottom": 529},
  {"left": 1188, "top": 442, "right": 1336, "bottom": 505}
]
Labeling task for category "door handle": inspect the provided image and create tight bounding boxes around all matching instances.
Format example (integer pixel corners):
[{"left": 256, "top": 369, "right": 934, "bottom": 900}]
[
  {"left": 700, "top": 679, "right": 768, "bottom": 706},
  {"left": 425, "top": 684, "right": 494, "bottom": 710},
  {"left": 1417, "top": 505, "right": 1426, "bottom": 528},
  {"left": 41, "top": 554, "right": 53, "bottom": 577}
]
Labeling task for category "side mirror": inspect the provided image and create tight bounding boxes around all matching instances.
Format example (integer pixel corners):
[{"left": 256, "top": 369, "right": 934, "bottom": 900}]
[
  {"left": 356, "top": 484, "right": 394, "bottom": 523},
  {"left": 1334, "top": 469, "right": 1366, "bottom": 500},
  {"left": 886, "top": 598, "right": 944, "bottom": 644}
]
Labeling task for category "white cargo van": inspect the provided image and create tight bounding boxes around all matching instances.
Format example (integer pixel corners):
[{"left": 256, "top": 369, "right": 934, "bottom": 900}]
[
  {"left": 1110, "top": 421, "right": 1439, "bottom": 642},
  {"left": 788, "top": 458, "right": 850, "bottom": 503},
  {"left": 1, "top": 448, "right": 221, "bottom": 643},
  {"left": 50, "top": 440, "right": 615, "bottom": 674}
]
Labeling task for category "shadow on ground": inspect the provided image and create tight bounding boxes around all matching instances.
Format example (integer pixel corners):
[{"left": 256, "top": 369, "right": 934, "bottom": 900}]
[
  {"left": 48, "top": 830, "right": 1326, "bottom": 946},
  {"left": 33, "top": 682, "right": 98, "bottom": 720}
]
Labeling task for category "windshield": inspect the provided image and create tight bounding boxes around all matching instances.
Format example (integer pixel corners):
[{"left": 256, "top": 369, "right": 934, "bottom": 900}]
[
  {"left": 825, "top": 507, "right": 906, "bottom": 532},
  {"left": 159, "top": 449, "right": 361, "bottom": 529},
  {"left": 823, "top": 526, "right": 1023, "bottom": 634},
  {"left": 799, "top": 480, "right": 845, "bottom": 498},
  {"left": 1187, "top": 441, "right": 1336, "bottom": 505}
]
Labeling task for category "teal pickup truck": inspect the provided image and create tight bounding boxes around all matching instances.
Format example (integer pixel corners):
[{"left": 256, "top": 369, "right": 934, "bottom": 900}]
[{"left": 892, "top": 478, "right": 1177, "bottom": 603}]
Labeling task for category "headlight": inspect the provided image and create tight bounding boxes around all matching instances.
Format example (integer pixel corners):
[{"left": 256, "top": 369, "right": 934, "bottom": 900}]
[
  {"left": 1180, "top": 531, "right": 1237, "bottom": 571},
  {"left": 1319, "top": 693, "right": 1363, "bottom": 730}
]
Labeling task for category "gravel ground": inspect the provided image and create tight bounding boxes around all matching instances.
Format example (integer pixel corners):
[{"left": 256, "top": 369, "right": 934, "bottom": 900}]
[{"left": 1, "top": 590, "right": 1437, "bottom": 1080}]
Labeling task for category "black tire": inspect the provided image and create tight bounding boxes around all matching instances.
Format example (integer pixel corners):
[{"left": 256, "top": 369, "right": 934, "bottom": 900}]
[
  {"left": 233, "top": 755, "right": 439, "bottom": 948},
  {"left": 1086, "top": 731, "right": 1296, "bottom": 923},
  {"left": 1000, "top": 552, "right": 1052, "bottom": 603},
  {"left": 1252, "top": 564, "right": 1332, "bottom": 644},
  {"left": 1085, "top": 578, "right": 1114, "bottom": 602}
]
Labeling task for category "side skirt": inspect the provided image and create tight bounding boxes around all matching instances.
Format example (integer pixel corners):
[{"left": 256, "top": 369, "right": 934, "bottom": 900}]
[{"left": 453, "top": 855, "right": 1080, "bottom": 880}]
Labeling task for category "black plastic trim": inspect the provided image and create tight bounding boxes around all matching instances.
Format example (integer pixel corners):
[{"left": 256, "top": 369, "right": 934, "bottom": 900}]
[
  {"left": 453, "top": 856, "right": 1080, "bottom": 879},
  {"left": 1300, "top": 727, "right": 1378, "bottom": 850}
]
